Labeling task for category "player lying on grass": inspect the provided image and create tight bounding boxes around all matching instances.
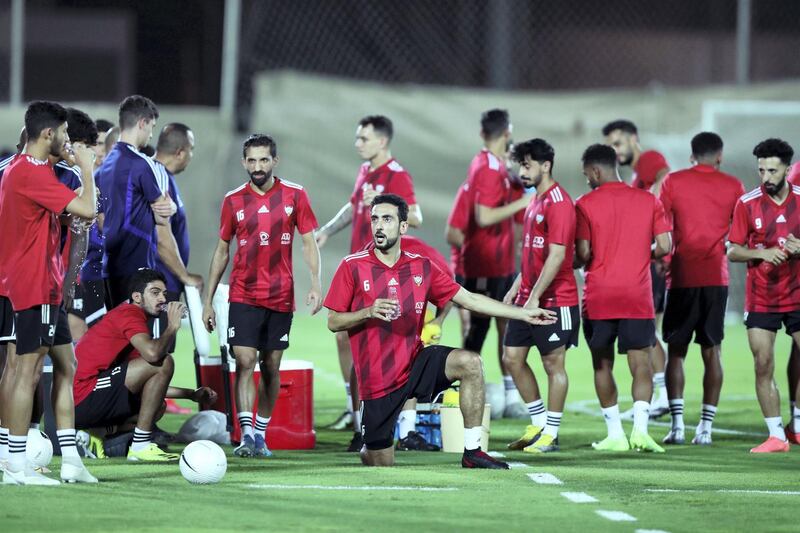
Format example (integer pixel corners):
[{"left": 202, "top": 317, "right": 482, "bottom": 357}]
[
  {"left": 324, "top": 193, "right": 556, "bottom": 468},
  {"left": 73, "top": 268, "right": 216, "bottom": 462}
]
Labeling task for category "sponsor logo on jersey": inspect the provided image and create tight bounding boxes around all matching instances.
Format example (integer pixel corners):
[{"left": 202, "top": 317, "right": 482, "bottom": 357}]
[
  {"left": 281, "top": 232, "right": 291, "bottom": 244},
  {"left": 532, "top": 236, "right": 545, "bottom": 248},
  {"left": 776, "top": 214, "right": 787, "bottom": 223},
  {"left": 376, "top": 184, "right": 385, "bottom": 193},
  {"left": 260, "top": 231, "right": 270, "bottom": 246},
  {"left": 413, "top": 275, "right": 422, "bottom": 286},
  {"left": 388, "top": 277, "right": 399, "bottom": 286},
  {"left": 415, "top": 302, "right": 424, "bottom": 310},
  {"left": 258, "top": 205, "right": 269, "bottom": 214}
]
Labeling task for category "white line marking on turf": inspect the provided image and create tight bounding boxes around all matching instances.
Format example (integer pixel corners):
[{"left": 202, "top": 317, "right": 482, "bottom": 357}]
[
  {"left": 527, "top": 473, "right": 563, "bottom": 485},
  {"left": 646, "top": 488, "right": 800, "bottom": 496},
  {"left": 595, "top": 510, "right": 637, "bottom": 522},
  {"left": 248, "top": 484, "right": 458, "bottom": 492},
  {"left": 561, "top": 491, "right": 598, "bottom": 503},
  {"left": 487, "top": 451, "right": 506, "bottom": 458},
  {"left": 507, "top": 462, "right": 530, "bottom": 469},
  {"left": 635, "top": 530, "right": 671, "bottom": 533}
]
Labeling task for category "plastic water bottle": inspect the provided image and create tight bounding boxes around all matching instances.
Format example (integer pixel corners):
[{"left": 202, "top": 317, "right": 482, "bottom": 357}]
[{"left": 388, "top": 286, "right": 401, "bottom": 320}]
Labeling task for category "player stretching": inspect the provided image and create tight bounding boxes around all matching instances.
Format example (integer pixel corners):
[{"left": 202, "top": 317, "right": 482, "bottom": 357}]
[
  {"left": 324, "top": 194, "right": 555, "bottom": 468},
  {"left": 203, "top": 134, "right": 322, "bottom": 458},
  {"left": 502, "top": 139, "right": 579, "bottom": 453},
  {"left": 603, "top": 120, "right": 671, "bottom": 417},
  {"left": 728, "top": 138, "right": 800, "bottom": 453},
  {"left": 659, "top": 132, "right": 744, "bottom": 445},
  {"left": 575, "top": 144, "right": 671, "bottom": 453}
]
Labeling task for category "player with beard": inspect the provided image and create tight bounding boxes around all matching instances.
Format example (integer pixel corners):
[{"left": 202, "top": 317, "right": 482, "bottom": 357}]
[
  {"left": 0, "top": 101, "right": 98, "bottom": 484},
  {"left": 325, "top": 193, "right": 556, "bottom": 468},
  {"left": 728, "top": 138, "right": 800, "bottom": 453},
  {"left": 603, "top": 119, "right": 671, "bottom": 418},
  {"left": 502, "top": 139, "right": 579, "bottom": 453},
  {"left": 203, "top": 134, "right": 321, "bottom": 458}
]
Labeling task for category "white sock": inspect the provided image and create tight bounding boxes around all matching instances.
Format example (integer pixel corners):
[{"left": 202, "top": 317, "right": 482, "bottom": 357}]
[
  {"left": 632, "top": 401, "right": 650, "bottom": 434},
  {"left": 130, "top": 427, "right": 152, "bottom": 452},
  {"left": 698, "top": 403, "right": 717, "bottom": 433},
  {"left": 464, "top": 426, "right": 482, "bottom": 451},
  {"left": 504, "top": 375, "right": 521, "bottom": 404},
  {"left": 237, "top": 411, "right": 254, "bottom": 439},
  {"left": 345, "top": 383, "right": 353, "bottom": 414},
  {"left": 793, "top": 406, "right": 800, "bottom": 433},
  {"left": 0, "top": 427, "right": 8, "bottom": 461},
  {"left": 8, "top": 434, "right": 27, "bottom": 472},
  {"left": 254, "top": 415, "right": 270, "bottom": 439},
  {"left": 653, "top": 372, "right": 667, "bottom": 402},
  {"left": 543, "top": 411, "right": 562, "bottom": 438},
  {"left": 601, "top": 405, "right": 625, "bottom": 439},
  {"left": 669, "top": 399, "right": 685, "bottom": 431},
  {"left": 398, "top": 410, "right": 416, "bottom": 439},
  {"left": 29, "top": 422, "right": 40, "bottom": 430},
  {"left": 526, "top": 399, "right": 546, "bottom": 427},
  {"left": 765, "top": 416, "right": 786, "bottom": 441},
  {"left": 353, "top": 406, "right": 362, "bottom": 434},
  {"left": 57, "top": 429, "right": 80, "bottom": 458}
]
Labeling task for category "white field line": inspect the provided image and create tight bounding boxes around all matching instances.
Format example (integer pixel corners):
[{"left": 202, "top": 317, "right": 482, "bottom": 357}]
[
  {"left": 507, "top": 462, "right": 530, "bottom": 469},
  {"left": 527, "top": 472, "right": 563, "bottom": 485},
  {"left": 595, "top": 510, "right": 637, "bottom": 522},
  {"left": 646, "top": 488, "right": 800, "bottom": 496},
  {"left": 487, "top": 451, "right": 506, "bottom": 458},
  {"left": 635, "top": 530, "right": 671, "bottom": 533},
  {"left": 248, "top": 484, "right": 458, "bottom": 492},
  {"left": 561, "top": 491, "right": 598, "bottom": 503},
  {"left": 567, "top": 397, "right": 763, "bottom": 437}
]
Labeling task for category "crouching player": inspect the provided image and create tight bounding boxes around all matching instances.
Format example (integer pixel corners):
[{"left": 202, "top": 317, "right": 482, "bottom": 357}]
[
  {"left": 73, "top": 269, "right": 216, "bottom": 461},
  {"left": 324, "top": 194, "right": 556, "bottom": 468}
]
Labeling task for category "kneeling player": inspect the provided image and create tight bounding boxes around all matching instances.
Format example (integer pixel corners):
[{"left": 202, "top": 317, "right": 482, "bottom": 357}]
[
  {"left": 502, "top": 139, "right": 579, "bottom": 453},
  {"left": 324, "top": 194, "right": 556, "bottom": 468}
]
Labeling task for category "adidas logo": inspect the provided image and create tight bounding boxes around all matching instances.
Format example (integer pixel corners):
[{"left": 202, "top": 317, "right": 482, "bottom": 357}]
[
  {"left": 280, "top": 334, "right": 288, "bottom": 341},
  {"left": 548, "top": 333, "right": 560, "bottom": 342},
  {"left": 776, "top": 214, "right": 786, "bottom": 223},
  {"left": 388, "top": 278, "right": 399, "bottom": 286},
  {"left": 258, "top": 205, "right": 269, "bottom": 214}
]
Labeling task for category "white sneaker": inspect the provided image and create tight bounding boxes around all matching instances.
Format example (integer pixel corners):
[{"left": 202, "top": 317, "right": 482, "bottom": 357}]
[
  {"left": 76, "top": 430, "right": 97, "bottom": 459},
  {"left": 3, "top": 466, "right": 61, "bottom": 485},
  {"left": 662, "top": 428, "right": 685, "bottom": 444},
  {"left": 691, "top": 430, "right": 712, "bottom": 446},
  {"left": 61, "top": 461, "right": 98, "bottom": 483}
]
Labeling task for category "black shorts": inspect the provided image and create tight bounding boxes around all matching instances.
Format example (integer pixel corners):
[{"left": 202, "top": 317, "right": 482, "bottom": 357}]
[
  {"left": 228, "top": 302, "right": 293, "bottom": 351},
  {"left": 147, "top": 290, "right": 180, "bottom": 354},
  {"left": 69, "top": 279, "right": 108, "bottom": 326},
  {"left": 504, "top": 305, "right": 580, "bottom": 354},
  {"left": 745, "top": 310, "right": 800, "bottom": 335},
  {"left": 361, "top": 344, "right": 455, "bottom": 450},
  {"left": 583, "top": 317, "right": 656, "bottom": 354},
  {"left": 74, "top": 362, "right": 142, "bottom": 430},
  {"left": 651, "top": 262, "right": 666, "bottom": 314},
  {"left": 0, "top": 295, "right": 14, "bottom": 345},
  {"left": 663, "top": 286, "right": 727, "bottom": 347},
  {"left": 460, "top": 275, "right": 516, "bottom": 303},
  {"left": 14, "top": 305, "right": 72, "bottom": 354}
]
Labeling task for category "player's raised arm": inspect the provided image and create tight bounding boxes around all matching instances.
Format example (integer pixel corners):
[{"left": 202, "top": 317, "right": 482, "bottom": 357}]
[
  {"left": 316, "top": 202, "right": 353, "bottom": 248},
  {"left": 451, "top": 287, "right": 556, "bottom": 325},
  {"left": 64, "top": 143, "right": 97, "bottom": 220}
]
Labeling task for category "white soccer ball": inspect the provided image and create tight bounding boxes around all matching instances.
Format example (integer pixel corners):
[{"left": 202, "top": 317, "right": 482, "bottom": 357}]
[
  {"left": 179, "top": 440, "right": 227, "bottom": 484},
  {"left": 26, "top": 429, "right": 53, "bottom": 468},
  {"left": 485, "top": 382, "right": 506, "bottom": 420}
]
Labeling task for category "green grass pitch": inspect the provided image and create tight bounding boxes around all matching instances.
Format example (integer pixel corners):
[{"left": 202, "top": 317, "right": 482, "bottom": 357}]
[{"left": 2, "top": 315, "right": 798, "bottom": 533}]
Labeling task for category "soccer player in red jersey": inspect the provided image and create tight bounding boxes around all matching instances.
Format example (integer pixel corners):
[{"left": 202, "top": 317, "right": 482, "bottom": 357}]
[
  {"left": 603, "top": 119, "right": 671, "bottom": 418},
  {"left": 728, "top": 138, "right": 800, "bottom": 453},
  {"left": 445, "top": 179, "right": 472, "bottom": 342},
  {"left": 0, "top": 102, "right": 98, "bottom": 485},
  {"left": 73, "top": 269, "right": 215, "bottom": 461},
  {"left": 784, "top": 161, "right": 800, "bottom": 442},
  {"left": 575, "top": 144, "right": 671, "bottom": 453},
  {"left": 460, "top": 109, "right": 529, "bottom": 418},
  {"left": 316, "top": 115, "right": 422, "bottom": 432},
  {"left": 324, "top": 193, "right": 555, "bottom": 468},
  {"left": 659, "top": 132, "right": 745, "bottom": 446},
  {"left": 202, "top": 134, "right": 321, "bottom": 458},
  {"left": 501, "top": 139, "right": 578, "bottom": 454}
]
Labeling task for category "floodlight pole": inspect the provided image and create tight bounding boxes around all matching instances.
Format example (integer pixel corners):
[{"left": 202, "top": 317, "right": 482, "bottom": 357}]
[
  {"left": 10, "top": 0, "right": 24, "bottom": 106},
  {"left": 488, "top": 0, "right": 513, "bottom": 89},
  {"left": 220, "top": 0, "right": 241, "bottom": 129},
  {"left": 736, "top": 0, "right": 751, "bottom": 85}
]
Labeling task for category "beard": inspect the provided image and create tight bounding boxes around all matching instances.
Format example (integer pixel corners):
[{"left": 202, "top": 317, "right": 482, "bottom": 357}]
[
  {"left": 373, "top": 232, "right": 398, "bottom": 251},
  {"left": 249, "top": 169, "right": 272, "bottom": 188},
  {"left": 764, "top": 177, "right": 786, "bottom": 197},
  {"left": 50, "top": 136, "right": 65, "bottom": 158},
  {"left": 618, "top": 152, "right": 633, "bottom": 166}
]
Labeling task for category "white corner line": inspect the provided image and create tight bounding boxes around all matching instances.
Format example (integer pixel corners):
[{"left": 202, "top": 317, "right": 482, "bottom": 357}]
[
  {"left": 561, "top": 491, "right": 598, "bottom": 503},
  {"left": 247, "top": 484, "right": 458, "bottom": 492},
  {"left": 595, "top": 510, "right": 637, "bottom": 522},
  {"left": 527, "top": 472, "right": 563, "bottom": 485},
  {"left": 487, "top": 451, "right": 506, "bottom": 458},
  {"left": 507, "top": 462, "right": 530, "bottom": 469}
]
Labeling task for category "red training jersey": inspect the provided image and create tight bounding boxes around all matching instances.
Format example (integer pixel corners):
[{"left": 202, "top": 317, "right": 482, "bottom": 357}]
[
  {"left": 363, "top": 235, "right": 453, "bottom": 278},
  {"left": 73, "top": 303, "right": 149, "bottom": 405},
  {"left": 461, "top": 149, "right": 524, "bottom": 278},
  {"left": 728, "top": 185, "right": 800, "bottom": 313},
  {"left": 446, "top": 180, "right": 472, "bottom": 277},
  {"left": 788, "top": 162, "right": 800, "bottom": 186},
  {"left": 576, "top": 182, "right": 671, "bottom": 320},
  {"left": 632, "top": 150, "right": 669, "bottom": 191},
  {"left": 517, "top": 183, "right": 578, "bottom": 307},
  {"left": 659, "top": 164, "right": 745, "bottom": 288},
  {"left": 349, "top": 159, "right": 416, "bottom": 254},
  {"left": 0, "top": 155, "right": 76, "bottom": 310},
  {"left": 324, "top": 249, "right": 461, "bottom": 399},
  {"left": 220, "top": 178, "right": 318, "bottom": 312}
]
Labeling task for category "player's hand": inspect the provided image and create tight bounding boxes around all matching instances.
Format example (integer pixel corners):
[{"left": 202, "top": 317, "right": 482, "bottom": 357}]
[
  {"left": 203, "top": 304, "right": 216, "bottom": 333},
  {"left": 151, "top": 195, "right": 174, "bottom": 218},
  {"left": 191, "top": 386, "right": 218, "bottom": 405},
  {"left": 503, "top": 286, "right": 518, "bottom": 305},
  {"left": 182, "top": 272, "right": 204, "bottom": 291},
  {"left": 518, "top": 307, "right": 557, "bottom": 326},
  {"left": 306, "top": 285, "right": 323, "bottom": 315},
  {"left": 166, "top": 301, "right": 186, "bottom": 330},
  {"left": 72, "top": 142, "right": 96, "bottom": 170},
  {"left": 523, "top": 296, "right": 539, "bottom": 311},
  {"left": 361, "top": 185, "right": 378, "bottom": 206},
  {"left": 315, "top": 230, "right": 329, "bottom": 248},
  {"left": 761, "top": 247, "right": 788, "bottom": 265},
  {"left": 785, "top": 234, "right": 800, "bottom": 255},
  {"left": 367, "top": 298, "right": 399, "bottom": 322}
]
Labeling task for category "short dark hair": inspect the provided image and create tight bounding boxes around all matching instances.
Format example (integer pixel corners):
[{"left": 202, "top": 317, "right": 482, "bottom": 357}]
[
  {"left": 129, "top": 268, "right": 166, "bottom": 298},
  {"left": 511, "top": 138, "right": 555, "bottom": 171},
  {"left": 157, "top": 123, "right": 192, "bottom": 155},
  {"left": 242, "top": 133, "right": 277, "bottom": 158},
  {"left": 753, "top": 138, "right": 794, "bottom": 166},
  {"left": 66, "top": 107, "right": 99, "bottom": 146},
  {"left": 602, "top": 119, "right": 637, "bottom": 137},
  {"left": 691, "top": 132, "right": 723, "bottom": 158},
  {"left": 582, "top": 143, "right": 618, "bottom": 168},
  {"left": 371, "top": 193, "right": 408, "bottom": 222},
  {"left": 24, "top": 101, "right": 68, "bottom": 140},
  {"left": 95, "top": 119, "right": 114, "bottom": 134},
  {"left": 480, "top": 109, "right": 510, "bottom": 140},
  {"left": 16, "top": 127, "right": 27, "bottom": 153},
  {"left": 118, "top": 95, "right": 159, "bottom": 130},
  {"left": 359, "top": 115, "right": 393, "bottom": 142}
]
